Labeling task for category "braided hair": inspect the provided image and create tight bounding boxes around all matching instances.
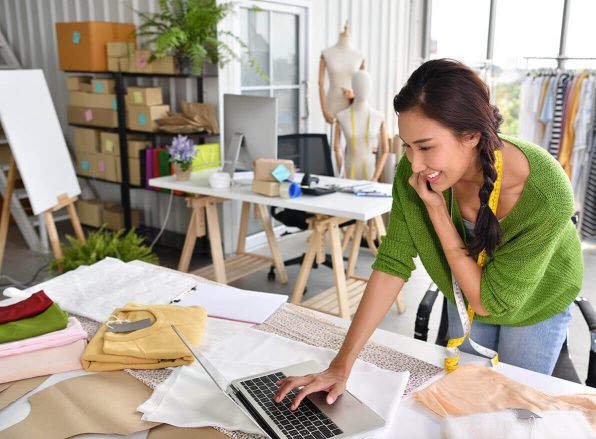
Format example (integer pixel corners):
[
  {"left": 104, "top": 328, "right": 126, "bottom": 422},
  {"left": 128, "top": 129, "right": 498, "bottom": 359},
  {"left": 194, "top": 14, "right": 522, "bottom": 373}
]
[{"left": 393, "top": 59, "right": 503, "bottom": 257}]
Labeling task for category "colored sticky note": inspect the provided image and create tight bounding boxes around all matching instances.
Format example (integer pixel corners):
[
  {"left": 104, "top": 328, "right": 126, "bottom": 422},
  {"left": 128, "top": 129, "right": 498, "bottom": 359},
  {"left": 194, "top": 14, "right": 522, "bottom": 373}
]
[
  {"left": 133, "top": 91, "right": 143, "bottom": 104},
  {"left": 84, "top": 109, "right": 93, "bottom": 122},
  {"left": 137, "top": 55, "right": 148, "bottom": 68},
  {"left": 94, "top": 82, "right": 104, "bottom": 93},
  {"left": 138, "top": 113, "right": 147, "bottom": 126},
  {"left": 72, "top": 31, "right": 80, "bottom": 44},
  {"left": 105, "top": 140, "right": 114, "bottom": 153},
  {"left": 272, "top": 164, "right": 291, "bottom": 182},
  {"left": 81, "top": 159, "right": 89, "bottom": 171},
  {"left": 98, "top": 160, "right": 105, "bottom": 173},
  {"left": 111, "top": 98, "right": 117, "bottom": 110}
]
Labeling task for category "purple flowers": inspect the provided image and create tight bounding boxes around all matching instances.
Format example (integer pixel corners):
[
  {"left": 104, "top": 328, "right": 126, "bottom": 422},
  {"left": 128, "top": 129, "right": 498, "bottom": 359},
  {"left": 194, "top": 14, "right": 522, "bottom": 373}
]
[{"left": 168, "top": 135, "right": 197, "bottom": 171}]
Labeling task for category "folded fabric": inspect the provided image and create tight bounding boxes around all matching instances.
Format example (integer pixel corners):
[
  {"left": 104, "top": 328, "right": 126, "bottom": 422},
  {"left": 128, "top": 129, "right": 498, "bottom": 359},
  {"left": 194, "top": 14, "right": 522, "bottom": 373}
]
[
  {"left": 81, "top": 302, "right": 208, "bottom": 371},
  {"left": 0, "top": 290, "right": 53, "bottom": 324},
  {"left": 413, "top": 364, "right": 596, "bottom": 431},
  {"left": 0, "top": 303, "right": 68, "bottom": 344},
  {"left": 442, "top": 410, "right": 594, "bottom": 439},
  {"left": 0, "top": 317, "right": 87, "bottom": 358},
  {"left": 138, "top": 322, "right": 409, "bottom": 438},
  {"left": 0, "top": 339, "right": 86, "bottom": 383}
]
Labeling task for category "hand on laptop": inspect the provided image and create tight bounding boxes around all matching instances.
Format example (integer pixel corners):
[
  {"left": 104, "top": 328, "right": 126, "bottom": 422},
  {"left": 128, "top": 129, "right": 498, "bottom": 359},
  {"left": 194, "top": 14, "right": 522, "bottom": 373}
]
[{"left": 273, "top": 364, "right": 349, "bottom": 411}]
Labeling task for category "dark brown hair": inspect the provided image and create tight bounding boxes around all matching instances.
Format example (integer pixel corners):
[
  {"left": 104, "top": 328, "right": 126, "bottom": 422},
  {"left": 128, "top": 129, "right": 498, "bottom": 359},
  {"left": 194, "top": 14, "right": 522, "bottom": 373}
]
[{"left": 393, "top": 58, "right": 503, "bottom": 257}]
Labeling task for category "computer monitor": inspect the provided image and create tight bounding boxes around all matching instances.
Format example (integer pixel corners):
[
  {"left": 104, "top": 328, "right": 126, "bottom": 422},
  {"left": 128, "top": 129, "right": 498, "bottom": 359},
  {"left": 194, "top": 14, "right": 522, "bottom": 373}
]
[{"left": 223, "top": 94, "right": 277, "bottom": 177}]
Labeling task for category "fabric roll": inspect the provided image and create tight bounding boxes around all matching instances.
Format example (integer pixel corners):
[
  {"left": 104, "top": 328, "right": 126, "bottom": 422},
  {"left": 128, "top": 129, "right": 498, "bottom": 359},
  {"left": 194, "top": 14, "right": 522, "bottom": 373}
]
[
  {"left": 0, "top": 303, "right": 68, "bottom": 344},
  {"left": 0, "top": 317, "right": 87, "bottom": 358},
  {"left": 0, "top": 290, "right": 53, "bottom": 324},
  {"left": 0, "top": 338, "right": 86, "bottom": 383}
]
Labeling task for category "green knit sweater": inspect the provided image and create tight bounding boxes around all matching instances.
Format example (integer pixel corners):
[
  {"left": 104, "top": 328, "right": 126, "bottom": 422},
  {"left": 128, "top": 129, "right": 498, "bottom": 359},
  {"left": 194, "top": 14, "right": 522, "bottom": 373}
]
[{"left": 372, "top": 135, "right": 583, "bottom": 326}]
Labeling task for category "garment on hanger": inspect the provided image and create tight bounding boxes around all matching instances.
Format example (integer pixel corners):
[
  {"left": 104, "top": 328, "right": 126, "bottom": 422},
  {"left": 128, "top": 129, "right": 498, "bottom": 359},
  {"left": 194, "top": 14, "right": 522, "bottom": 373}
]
[
  {"left": 0, "top": 290, "right": 53, "bottom": 324},
  {"left": 0, "top": 303, "right": 68, "bottom": 344},
  {"left": 81, "top": 303, "right": 208, "bottom": 371}
]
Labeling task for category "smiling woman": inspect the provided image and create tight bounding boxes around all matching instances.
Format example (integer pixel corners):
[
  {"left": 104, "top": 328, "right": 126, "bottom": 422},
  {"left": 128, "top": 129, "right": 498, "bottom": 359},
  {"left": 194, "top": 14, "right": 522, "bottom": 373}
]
[{"left": 274, "top": 59, "right": 584, "bottom": 412}]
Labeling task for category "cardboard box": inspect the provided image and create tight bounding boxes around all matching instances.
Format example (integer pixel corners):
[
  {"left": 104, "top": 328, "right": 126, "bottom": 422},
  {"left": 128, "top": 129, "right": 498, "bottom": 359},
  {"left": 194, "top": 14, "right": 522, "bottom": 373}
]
[
  {"left": 126, "top": 104, "right": 169, "bottom": 132},
  {"left": 96, "top": 153, "right": 118, "bottom": 182},
  {"left": 102, "top": 203, "right": 141, "bottom": 230},
  {"left": 150, "top": 56, "right": 177, "bottom": 74},
  {"left": 126, "top": 87, "right": 163, "bottom": 106},
  {"left": 55, "top": 22, "right": 136, "bottom": 72},
  {"left": 119, "top": 57, "right": 129, "bottom": 72},
  {"left": 68, "top": 106, "right": 118, "bottom": 128},
  {"left": 128, "top": 49, "right": 153, "bottom": 73},
  {"left": 66, "top": 76, "right": 92, "bottom": 91},
  {"left": 115, "top": 157, "right": 142, "bottom": 186},
  {"left": 99, "top": 132, "right": 150, "bottom": 156},
  {"left": 91, "top": 79, "right": 115, "bottom": 94},
  {"left": 107, "top": 57, "right": 120, "bottom": 72},
  {"left": 75, "top": 152, "right": 96, "bottom": 177},
  {"left": 254, "top": 158, "right": 296, "bottom": 182},
  {"left": 127, "top": 140, "right": 152, "bottom": 158},
  {"left": 252, "top": 180, "right": 280, "bottom": 197},
  {"left": 80, "top": 82, "right": 93, "bottom": 92},
  {"left": 76, "top": 199, "right": 103, "bottom": 227},
  {"left": 73, "top": 127, "right": 100, "bottom": 153},
  {"left": 107, "top": 42, "right": 134, "bottom": 57},
  {"left": 68, "top": 92, "right": 118, "bottom": 110}
]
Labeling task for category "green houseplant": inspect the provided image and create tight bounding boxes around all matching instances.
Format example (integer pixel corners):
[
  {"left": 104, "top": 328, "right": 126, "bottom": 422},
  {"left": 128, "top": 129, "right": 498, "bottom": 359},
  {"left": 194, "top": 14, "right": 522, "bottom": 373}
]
[
  {"left": 135, "top": 0, "right": 264, "bottom": 75},
  {"left": 50, "top": 227, "right": 159, "bottom": 274}
]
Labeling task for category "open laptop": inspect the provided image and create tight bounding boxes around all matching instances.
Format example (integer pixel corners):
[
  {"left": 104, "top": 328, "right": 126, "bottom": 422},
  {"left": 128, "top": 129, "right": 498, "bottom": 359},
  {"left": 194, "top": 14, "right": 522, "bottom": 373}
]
[{"left": 171, "top": 325, "right": 385, "bottom": 439}]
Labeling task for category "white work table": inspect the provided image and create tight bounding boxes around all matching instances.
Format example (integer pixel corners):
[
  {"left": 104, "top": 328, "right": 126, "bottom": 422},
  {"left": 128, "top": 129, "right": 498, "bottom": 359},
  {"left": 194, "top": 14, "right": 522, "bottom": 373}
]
[{"left": 149, "top": 170, "right": 400, "bottom": 319}]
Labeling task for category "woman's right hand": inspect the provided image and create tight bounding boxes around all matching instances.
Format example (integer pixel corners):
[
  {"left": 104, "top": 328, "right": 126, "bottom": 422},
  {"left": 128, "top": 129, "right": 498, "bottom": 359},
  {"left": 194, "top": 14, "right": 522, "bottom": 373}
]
[{"left": 274, "top": 364, "right": 350, "bottom": 411}]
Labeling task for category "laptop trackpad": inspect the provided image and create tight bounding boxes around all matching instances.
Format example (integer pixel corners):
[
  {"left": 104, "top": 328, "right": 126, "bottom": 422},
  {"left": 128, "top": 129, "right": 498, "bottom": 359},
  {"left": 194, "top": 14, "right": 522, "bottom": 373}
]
[{"left": 307, "top": 390, "right": 383, "bottom": 432}]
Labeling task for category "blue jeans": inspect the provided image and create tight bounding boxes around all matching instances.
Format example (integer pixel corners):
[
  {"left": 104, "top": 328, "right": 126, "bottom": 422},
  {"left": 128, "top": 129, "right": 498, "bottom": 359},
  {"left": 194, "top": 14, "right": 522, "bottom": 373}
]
[{"left": 446, "top": 300, "right": 573, "bottom": 375}]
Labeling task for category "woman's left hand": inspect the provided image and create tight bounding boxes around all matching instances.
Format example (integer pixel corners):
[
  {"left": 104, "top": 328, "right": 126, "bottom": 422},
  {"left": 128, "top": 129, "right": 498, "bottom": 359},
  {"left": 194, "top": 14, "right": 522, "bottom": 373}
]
[{"left": 408, "top": 172, "right": 446, "bottom": 211}]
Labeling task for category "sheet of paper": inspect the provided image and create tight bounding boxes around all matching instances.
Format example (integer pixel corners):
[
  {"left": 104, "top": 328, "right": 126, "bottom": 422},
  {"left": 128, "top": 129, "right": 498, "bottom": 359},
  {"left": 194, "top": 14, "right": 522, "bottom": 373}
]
[{"left": 174, "top": 283, "right": 287, "bottom": 324}]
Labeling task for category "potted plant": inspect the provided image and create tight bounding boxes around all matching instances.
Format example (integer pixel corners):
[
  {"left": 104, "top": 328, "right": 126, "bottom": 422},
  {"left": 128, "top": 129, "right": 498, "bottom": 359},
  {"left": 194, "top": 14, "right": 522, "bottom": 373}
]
[
  {"left": 50, "top": 227, "right": 159, "bottom": 274},
  {"left": 168, "top": 134, "right": 196, "bottom": 181},
  {"left": 135, "top": 0, "right": 265, "bottom": 76}
]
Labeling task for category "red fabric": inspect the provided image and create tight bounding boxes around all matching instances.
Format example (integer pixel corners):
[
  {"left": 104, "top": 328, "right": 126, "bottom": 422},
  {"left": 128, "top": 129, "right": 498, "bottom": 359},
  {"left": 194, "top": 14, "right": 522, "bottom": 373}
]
[{"left": 0, "top": 291, "right": 53, "bottom": 324}]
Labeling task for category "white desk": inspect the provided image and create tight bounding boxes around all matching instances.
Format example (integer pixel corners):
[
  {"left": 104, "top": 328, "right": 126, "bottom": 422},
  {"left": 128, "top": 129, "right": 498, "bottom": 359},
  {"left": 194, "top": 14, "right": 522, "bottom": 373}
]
[{"left": 149, "top": 171, "right": 399, "bottom": 319}]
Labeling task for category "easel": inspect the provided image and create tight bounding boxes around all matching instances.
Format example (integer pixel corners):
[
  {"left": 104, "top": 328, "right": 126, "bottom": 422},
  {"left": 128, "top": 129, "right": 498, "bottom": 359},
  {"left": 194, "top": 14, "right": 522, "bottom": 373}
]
[{"left": 0, "top": 156, "right": 85, "bottom": 271}]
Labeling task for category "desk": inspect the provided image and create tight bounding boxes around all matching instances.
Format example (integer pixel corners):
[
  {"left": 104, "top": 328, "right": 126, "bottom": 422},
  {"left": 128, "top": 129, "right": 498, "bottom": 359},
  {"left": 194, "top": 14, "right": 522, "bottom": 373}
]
[{"left": 149, "top": 171, "right": 400, "bottom": 319}]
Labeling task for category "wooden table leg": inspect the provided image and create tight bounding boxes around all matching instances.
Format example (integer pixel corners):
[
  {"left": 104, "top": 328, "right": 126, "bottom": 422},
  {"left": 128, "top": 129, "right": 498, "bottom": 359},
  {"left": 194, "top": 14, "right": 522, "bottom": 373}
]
[
  {"left": 341, "top": 224, "right": 355, "bottom": 252},
  {"left": 255, "top": 203, "right": 288, "bottom": 284},
  {"left": 373, "top": 215, "right": 387, "bottom": 238},
  {"left": 364, "top": 221, "right": 378, "bottom": 256},
  {"left": 236, "top": 202, "right": 250, "bottom": 254},
  {"left": 178, "top": 205, "right": 199, "bottom": 272},
  {"left": 328, "top": 221, "right": 350, "bottom": 319},
  {"left": 291, "top": 228, "right": 321, "bottom": 305},
  {"left": 204, "top": 199, "right": 226, "bottom": 284},
  {"left": 0, "top": 157, "right": 16, "bottom": 271},
  {"left": 346, "top": 220, "right": 365, "bottom": 277}
]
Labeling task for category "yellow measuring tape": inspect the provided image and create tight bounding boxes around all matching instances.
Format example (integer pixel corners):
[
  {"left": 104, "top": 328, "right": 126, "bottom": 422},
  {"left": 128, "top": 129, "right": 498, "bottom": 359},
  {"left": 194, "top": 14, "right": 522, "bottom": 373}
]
[
  {"left": 349, "top": 107, "right": 370, "bottom": 180},
  {"left": 445, "top": 148, "right": 503, "bottom": 373}
]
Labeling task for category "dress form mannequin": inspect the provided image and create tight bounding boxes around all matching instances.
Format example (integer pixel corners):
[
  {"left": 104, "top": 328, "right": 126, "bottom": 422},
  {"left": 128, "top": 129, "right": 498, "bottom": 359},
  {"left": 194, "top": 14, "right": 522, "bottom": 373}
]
[
  {"left": 319, "top": 21, "right": 365, "bottom": 124},
  {"left": 334, "top": 70, "right": 388, "bottom": 181}
]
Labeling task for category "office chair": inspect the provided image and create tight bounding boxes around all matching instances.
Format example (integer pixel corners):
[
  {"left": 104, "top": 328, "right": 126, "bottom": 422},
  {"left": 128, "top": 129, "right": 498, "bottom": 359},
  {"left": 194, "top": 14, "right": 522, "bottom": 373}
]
[{"left": 267, "top": 134, "right": 339, "bottom": 282}]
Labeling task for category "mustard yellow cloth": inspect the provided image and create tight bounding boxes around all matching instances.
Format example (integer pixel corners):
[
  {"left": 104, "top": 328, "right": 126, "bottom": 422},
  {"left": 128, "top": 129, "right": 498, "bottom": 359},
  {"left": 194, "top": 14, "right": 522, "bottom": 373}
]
[
  {"left": 81, "top": 303, "right": 207, "bottom": 371},
  {"left": 559, "top": 71, "right": 588, "bottom": 177}
]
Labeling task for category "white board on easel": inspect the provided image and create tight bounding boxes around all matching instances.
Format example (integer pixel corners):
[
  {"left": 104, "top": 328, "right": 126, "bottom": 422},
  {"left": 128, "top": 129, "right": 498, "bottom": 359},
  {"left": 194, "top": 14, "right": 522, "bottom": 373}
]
[{"left": 0, "top": 69, "right": 80, "bottom": 215}]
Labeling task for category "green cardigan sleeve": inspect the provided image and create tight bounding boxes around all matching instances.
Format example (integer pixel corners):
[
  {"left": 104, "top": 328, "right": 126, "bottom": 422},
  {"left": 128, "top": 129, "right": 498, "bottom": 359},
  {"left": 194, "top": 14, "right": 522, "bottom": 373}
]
[{"left": 371, "top": 157, "right": 418, "bottom": 281}]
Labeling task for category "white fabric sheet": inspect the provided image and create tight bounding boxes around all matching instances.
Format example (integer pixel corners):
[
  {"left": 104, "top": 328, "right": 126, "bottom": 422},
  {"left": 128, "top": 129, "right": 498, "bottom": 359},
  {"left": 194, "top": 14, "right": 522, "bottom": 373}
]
[
  {"left": 138, "top": 324, "right": 409, "bottom": 437},
  {"left": 3, "top": 258, "right": 198, "bottom": 322}
]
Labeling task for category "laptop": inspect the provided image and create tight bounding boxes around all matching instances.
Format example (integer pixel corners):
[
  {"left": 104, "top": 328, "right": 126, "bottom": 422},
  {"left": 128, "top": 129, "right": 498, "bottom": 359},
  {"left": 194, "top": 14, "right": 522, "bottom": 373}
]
[{"left": 171, "top": 325, "right": 385, "bottom": 439}]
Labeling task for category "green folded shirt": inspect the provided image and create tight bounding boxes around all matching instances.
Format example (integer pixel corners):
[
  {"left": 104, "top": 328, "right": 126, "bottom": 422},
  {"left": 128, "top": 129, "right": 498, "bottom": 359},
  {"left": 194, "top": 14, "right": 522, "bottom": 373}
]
[{"left": 0, "top": 302, "right": 69, "bottom": 343}]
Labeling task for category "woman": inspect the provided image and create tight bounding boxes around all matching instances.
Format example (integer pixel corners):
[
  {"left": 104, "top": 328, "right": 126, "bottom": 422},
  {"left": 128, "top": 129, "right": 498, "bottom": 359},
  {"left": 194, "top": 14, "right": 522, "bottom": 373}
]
[{"left": 275, "top": 59, "right": 583, "bottom": 410}]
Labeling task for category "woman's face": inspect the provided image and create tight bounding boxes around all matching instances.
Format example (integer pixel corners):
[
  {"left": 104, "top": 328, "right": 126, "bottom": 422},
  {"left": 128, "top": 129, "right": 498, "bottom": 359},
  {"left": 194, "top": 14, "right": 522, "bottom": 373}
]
[{"left": 398, "top": 107, "right": 479, "bottom": 192}]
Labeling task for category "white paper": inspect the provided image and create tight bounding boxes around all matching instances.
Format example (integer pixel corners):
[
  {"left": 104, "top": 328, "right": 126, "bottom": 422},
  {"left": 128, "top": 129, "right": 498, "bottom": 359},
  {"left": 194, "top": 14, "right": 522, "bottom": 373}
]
[{"left": 174, "top": 283, "right": 287, "bottom": 324}]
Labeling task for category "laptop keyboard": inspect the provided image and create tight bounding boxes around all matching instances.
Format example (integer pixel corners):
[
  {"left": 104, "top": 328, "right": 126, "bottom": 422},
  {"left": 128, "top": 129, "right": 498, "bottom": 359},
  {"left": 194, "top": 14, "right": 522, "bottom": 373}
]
[{"left": 240, "top": 371, "right": 344, "bottom": 439}]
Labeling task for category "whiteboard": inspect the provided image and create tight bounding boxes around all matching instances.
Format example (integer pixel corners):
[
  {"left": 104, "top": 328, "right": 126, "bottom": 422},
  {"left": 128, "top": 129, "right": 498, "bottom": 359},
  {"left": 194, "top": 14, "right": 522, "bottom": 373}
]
[{"left": 0, "top": 70, "right": 80, "bottom": 214}]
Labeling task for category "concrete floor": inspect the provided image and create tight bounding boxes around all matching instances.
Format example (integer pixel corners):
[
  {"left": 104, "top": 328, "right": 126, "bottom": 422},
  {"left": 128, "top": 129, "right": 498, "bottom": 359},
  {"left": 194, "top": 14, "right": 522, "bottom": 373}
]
[{"left": 1, "top": 221, "right": 595, "bottom": 384}]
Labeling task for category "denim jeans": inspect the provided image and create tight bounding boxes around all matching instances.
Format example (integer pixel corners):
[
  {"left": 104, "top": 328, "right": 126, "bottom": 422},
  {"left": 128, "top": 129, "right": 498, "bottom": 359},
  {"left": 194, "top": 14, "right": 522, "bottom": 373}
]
[{"left": 446, "top": 300, "right": 573, "bottom": 375}]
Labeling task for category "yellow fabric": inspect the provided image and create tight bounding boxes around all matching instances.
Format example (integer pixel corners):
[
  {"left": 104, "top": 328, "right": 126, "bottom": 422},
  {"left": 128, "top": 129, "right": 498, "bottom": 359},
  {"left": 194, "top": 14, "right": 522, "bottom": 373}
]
[
  {"left": 559, "top": 72, "right": 588, "bottom": 177},
  {"left": 81, "top": 303, "right": 207, "bottom": 371}
]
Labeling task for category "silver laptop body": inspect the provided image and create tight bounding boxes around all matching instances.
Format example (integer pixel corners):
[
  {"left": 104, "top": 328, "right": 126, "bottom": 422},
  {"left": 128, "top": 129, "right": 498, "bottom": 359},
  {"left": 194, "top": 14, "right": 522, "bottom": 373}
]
[{"left": 172, "top": 325, "right": 385, "bottom": 439}]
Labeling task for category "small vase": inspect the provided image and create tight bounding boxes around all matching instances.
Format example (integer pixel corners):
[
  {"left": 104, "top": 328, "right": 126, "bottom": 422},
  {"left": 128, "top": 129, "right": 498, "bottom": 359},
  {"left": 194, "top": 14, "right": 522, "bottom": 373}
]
[
  {"left": 174, "top": 163, "right": 191, "bottom": 181},
  {"left": 176, "top": 55, "right": 193, "bottom": 75}
]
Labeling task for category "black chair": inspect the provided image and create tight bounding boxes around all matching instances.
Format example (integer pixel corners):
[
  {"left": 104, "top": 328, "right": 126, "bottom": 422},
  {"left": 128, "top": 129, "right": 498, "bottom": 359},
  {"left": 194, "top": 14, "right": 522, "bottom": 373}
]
[
  {"left": 414, "top": 284, "right": 596, "bottom": 387},
  {"left": 267, "top": 134, "right": 337, "bottom": 281}
]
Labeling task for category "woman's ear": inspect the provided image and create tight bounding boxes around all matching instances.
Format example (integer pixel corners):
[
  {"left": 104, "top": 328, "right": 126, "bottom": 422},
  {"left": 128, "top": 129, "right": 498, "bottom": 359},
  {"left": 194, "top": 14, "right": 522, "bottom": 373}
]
[{"left": 462, "top": 131, "right": 481, "bottom": 149}]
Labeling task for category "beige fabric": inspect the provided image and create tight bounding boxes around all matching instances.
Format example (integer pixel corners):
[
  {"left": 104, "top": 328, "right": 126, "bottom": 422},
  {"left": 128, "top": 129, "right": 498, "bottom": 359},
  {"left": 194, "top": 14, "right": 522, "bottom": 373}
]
[
  {"left": 0, "top": 375, "right": 48, "bottom": 410},
  {"left": 413, "top": 365, "right": 596, "bottom": 430},
  {"left": 148, "top": 424, "right": 230, "bottom": 439},
  {"left": 0, "top": 372, "right": 159, "bottom": 438}
]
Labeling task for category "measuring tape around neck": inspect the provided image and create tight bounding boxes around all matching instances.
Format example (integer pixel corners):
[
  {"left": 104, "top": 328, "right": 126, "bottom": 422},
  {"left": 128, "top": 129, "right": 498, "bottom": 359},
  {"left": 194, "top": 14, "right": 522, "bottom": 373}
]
[
  {"left": 445, "top": 148, "right": 503, "bottom": 372},
  {"left": 349, "top": 107, "right": 370, "bottom": 180}
]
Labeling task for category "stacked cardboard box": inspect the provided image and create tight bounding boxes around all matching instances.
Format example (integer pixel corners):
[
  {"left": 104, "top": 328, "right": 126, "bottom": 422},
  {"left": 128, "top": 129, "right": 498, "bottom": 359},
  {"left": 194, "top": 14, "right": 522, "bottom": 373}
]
[
  {"left": 72, "top": 126, "right": 100, "bottom": 178},
  {"left": 125, "top": 87, "right": 170, "bottom": 132},
  {"left": 67, "top": 76, "right": 118, "bottom": 128},
  {"left": 99, "top": 132, "right": 151, "bottom": 186},
  {"left": 251, "top": 159, "right": 296, "bottom": 197},
  {"left": 106, "top": 42, "right": 178, "bottom": 74},
  {"left": 76, "top": 199, "right": 141, "bottom": 230}
]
